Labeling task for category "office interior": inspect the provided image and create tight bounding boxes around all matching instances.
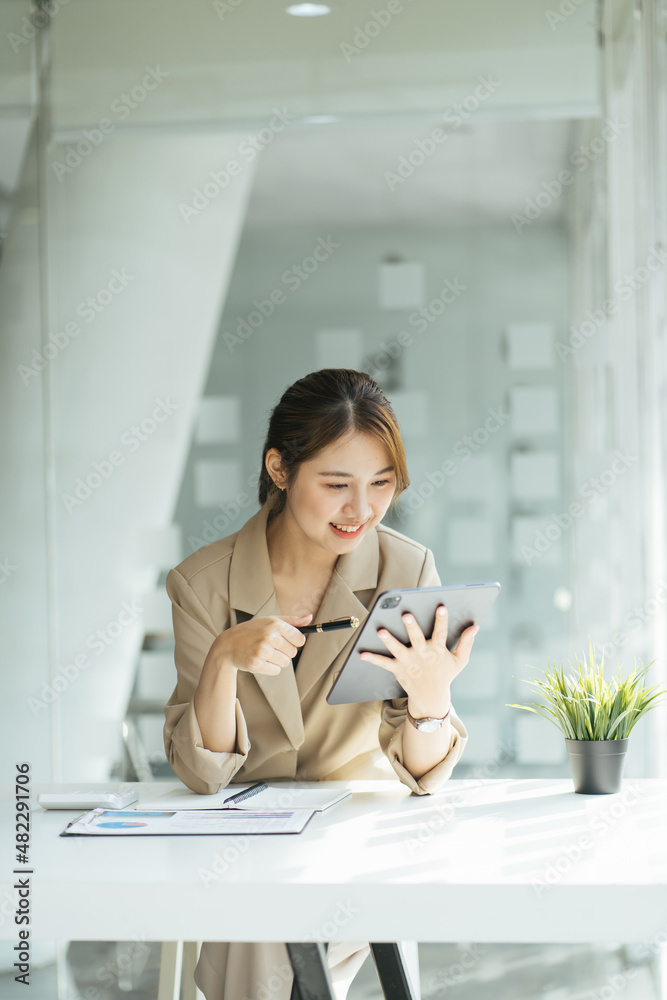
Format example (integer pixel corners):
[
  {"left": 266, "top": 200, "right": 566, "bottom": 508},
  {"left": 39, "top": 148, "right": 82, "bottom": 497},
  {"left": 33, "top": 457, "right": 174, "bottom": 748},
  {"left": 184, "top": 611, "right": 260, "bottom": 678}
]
[{"left": 1, "top": 0, "right": 666, "bottom": 996}]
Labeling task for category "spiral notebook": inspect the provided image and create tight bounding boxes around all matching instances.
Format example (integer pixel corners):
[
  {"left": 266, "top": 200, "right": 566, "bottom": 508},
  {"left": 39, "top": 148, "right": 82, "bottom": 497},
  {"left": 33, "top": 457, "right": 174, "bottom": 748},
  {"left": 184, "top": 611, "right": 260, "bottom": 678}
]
[{"left": 134, "top": 781, "right": 351, "bottom": 813}]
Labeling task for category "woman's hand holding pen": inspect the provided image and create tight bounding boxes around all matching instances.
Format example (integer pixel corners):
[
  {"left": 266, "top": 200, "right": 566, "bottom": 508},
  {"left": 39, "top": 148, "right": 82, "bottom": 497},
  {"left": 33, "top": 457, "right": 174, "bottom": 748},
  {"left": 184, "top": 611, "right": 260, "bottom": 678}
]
[
  {"left": 358, "top": 605, "right": 479, "bottom": 718},
  {"left": 195, "top": 614, "right": 311, "bottom": 754},
  {"left": 211, "top": 614, "right": 312, "bottom": 677}
]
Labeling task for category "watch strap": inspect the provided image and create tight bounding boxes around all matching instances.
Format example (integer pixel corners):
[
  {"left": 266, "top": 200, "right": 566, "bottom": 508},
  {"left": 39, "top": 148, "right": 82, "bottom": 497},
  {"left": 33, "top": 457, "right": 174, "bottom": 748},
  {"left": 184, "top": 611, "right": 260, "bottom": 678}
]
[{"left": 406, "top": 705, "right": 451, "bottom": 729}]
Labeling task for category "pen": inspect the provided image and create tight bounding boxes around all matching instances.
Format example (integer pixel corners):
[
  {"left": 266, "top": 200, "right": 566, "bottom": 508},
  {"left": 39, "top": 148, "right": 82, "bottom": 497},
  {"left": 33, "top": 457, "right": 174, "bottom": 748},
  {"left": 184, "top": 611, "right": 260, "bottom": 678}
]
[
  {"left": 224, "top": 781, "right": 268, "bottom": 806},
  {"left": 298, "top": 616, "right": 360, "bottom": 634}
]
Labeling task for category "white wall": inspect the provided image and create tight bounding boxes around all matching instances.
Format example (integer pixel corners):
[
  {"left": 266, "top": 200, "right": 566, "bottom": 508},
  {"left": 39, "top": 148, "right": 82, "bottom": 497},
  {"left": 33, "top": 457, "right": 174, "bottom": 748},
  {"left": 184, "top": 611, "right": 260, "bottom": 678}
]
[
  {"left": 0, "top": 128, "right": 257, "bottom": 781},
  {"left": 0, "top": 123, "right": 53, "bottom": 777},
  {"left": 47, "top": 129, "right": 257, "bottom": 779}
]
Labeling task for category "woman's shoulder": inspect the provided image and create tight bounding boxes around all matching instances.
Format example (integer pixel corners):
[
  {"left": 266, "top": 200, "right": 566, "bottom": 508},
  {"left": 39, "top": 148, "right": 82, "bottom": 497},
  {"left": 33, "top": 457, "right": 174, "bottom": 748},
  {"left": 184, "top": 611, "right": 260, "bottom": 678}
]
[
  {"left": 171, "top": 505, "right": 269, "bottom": 587},
  {"left": 375, "top": 521, "right": 432, "bottom": 570},
  {"left": 168, "top": 528, "right": 241, "bottom": 589},
  {"left": 374, "top": 522, "right": 439, "bottom": 587}
]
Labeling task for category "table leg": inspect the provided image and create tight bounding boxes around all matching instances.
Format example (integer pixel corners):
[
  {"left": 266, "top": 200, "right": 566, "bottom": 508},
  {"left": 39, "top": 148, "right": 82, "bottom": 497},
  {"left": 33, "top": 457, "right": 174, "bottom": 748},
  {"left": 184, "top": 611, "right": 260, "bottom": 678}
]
[
  {"left": 181, "top": 942, "right": 204, "bottom": 1000},
  {"left": 370, "top": 943, "right": 420, "bottom": 1000},
  {"left": 157, "top": 942, "right": 183, "bottom": 1000},
  {"left": 286, "top": 942, "right": 336, "bottom": 1000}
]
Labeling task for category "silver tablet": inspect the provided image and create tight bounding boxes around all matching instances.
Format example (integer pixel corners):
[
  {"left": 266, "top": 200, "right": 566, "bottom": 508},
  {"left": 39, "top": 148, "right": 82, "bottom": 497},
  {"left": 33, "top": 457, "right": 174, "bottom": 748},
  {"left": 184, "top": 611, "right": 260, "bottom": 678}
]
[{"left": 326, "top": 582, "right": 501, "bottom": 705}]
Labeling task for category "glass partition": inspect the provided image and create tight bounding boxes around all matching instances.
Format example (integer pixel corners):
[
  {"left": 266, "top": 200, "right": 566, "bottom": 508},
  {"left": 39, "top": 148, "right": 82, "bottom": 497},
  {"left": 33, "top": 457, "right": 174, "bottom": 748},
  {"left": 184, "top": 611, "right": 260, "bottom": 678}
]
[
  {"left": 174, "top": 114, "right": 575, "bottom": 779},
  {"left": 1, "top": 0, "right": 664, "bottom": 787}
]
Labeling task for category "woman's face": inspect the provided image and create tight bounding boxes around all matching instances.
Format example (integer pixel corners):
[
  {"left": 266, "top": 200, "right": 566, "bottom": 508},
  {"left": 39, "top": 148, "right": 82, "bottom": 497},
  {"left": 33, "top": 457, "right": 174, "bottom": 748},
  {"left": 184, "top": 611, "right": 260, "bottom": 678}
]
[{"left": 277, "top": 430, "right": 397, "bottom": 556}]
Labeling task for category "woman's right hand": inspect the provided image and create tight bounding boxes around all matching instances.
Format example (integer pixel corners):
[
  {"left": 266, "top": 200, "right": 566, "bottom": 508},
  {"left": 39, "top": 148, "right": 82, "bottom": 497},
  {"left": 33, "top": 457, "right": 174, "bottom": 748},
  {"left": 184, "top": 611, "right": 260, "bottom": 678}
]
[{"left": 211, "top": 613, "right": 312, "bottom": 677}]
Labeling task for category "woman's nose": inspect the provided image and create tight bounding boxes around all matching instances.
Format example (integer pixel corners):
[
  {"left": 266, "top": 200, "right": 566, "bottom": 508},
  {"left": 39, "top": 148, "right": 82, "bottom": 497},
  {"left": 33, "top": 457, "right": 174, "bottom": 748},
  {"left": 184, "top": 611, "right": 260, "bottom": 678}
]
[{"left": 342, "top": 491, "right": 371, "bottom": 520}]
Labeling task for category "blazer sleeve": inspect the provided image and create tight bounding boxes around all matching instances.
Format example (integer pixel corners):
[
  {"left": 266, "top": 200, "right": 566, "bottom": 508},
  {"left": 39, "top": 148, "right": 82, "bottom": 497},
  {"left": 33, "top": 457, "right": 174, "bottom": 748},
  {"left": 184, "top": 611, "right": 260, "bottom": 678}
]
[
  {"left": 163, "top": 567, "right": 250, "bottom": 794},
  {"left": 378, "top": 547, "right": 468, "bottom": 795}
]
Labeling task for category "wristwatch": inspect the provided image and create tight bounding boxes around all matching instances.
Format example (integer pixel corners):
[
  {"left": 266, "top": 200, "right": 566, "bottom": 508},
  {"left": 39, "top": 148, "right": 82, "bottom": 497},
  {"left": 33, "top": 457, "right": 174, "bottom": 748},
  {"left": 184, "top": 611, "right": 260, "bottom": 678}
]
[{"left": 406, "top": 706, "right": 451, "bottom": 733}]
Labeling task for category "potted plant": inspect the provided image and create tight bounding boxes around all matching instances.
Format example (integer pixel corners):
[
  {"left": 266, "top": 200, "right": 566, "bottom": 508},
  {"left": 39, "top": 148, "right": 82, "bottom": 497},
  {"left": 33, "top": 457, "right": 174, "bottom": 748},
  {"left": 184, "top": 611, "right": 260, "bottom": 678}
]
[{"left": 508, "top": 643, "right": 667, "bottom": 794}]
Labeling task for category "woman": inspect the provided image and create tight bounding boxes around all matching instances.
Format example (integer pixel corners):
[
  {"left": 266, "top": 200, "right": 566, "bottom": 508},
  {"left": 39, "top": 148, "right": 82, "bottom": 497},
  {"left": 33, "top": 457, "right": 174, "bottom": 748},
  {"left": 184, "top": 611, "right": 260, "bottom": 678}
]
[{"left": 163, "top": 368, "right": 477, "bottom": 1000}]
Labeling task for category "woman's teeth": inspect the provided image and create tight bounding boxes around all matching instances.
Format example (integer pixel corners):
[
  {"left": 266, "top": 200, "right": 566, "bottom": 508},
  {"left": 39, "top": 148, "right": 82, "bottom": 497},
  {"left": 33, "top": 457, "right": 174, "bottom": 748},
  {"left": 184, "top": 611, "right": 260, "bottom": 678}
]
[{"left": 331, "top": 522, "right": 363, "bottom": 533}]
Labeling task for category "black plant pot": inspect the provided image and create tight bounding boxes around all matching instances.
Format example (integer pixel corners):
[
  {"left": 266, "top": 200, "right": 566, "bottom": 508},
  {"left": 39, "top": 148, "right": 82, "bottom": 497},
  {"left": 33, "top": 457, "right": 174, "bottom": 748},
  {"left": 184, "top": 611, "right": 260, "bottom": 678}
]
[{"left": 564, "top": 738, "right": 629, "bottom": 794}]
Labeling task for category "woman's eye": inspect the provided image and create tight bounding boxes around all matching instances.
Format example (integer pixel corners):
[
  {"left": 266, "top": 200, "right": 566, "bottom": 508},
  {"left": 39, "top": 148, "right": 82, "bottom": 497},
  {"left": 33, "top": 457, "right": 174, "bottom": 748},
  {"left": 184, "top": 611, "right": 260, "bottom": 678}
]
[{"left": 326, "top": 480, "right": 392, "bottom": 489}]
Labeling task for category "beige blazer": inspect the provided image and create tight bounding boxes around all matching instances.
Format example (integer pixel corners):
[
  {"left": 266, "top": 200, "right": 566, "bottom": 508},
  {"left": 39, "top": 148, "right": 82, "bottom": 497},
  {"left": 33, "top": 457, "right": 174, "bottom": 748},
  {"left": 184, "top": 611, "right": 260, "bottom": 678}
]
[{"left": 163, "top": 501, "right": 468, "bottom": 797}]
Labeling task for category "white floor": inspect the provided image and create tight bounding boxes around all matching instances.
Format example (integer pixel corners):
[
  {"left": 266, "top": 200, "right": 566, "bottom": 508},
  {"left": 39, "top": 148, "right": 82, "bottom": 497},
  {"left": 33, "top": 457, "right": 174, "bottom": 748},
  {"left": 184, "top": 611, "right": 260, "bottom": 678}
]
[{"left": 0, "top": 941, "right": 661, "bottom": 999}]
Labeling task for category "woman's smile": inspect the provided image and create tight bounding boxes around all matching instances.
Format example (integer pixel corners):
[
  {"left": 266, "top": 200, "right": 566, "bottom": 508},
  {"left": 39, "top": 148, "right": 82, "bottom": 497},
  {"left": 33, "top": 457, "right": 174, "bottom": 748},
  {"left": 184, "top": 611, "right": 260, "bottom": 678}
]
[{"left": 329, "top": 520, "right": 367, "bottom": 538}]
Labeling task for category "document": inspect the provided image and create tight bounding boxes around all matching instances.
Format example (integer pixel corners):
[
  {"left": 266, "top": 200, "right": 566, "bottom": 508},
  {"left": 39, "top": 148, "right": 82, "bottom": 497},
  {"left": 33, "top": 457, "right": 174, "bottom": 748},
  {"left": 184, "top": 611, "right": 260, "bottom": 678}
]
[
  {"left": 135, "top": 781, "right": 351, "bottom": 813},
  {"left": 61, "top": 808, "right": 315, "bottom": 836}
]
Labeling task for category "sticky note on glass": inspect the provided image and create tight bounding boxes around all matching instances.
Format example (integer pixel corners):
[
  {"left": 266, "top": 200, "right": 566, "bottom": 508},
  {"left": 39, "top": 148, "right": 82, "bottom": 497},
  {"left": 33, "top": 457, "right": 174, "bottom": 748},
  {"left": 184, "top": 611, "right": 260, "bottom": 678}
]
[
  {"left": 377, "top": 261, "right": 425, "bottom": 310},
  {"left": 510, "top": 386, "right": 559, "bottom": 435},
  {"left": 506, "top": 323, "right": 554, "bottom": 369},
  {"left": 510, "top": 451, "right": 561, "bottom": 500}
]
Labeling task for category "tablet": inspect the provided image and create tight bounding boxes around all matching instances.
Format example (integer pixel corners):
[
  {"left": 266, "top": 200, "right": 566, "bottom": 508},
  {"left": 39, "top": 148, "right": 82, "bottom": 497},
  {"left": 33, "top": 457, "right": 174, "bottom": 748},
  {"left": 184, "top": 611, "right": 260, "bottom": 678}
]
[{"left": 326, "top": 582, "right": 500, "bottom": 705}]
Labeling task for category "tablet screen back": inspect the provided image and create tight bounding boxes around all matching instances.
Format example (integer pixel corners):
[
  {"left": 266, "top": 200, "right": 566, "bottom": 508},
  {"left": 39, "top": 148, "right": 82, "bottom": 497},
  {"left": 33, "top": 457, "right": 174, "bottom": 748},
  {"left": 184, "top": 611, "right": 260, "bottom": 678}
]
[{"left": 326, "top": 582, "right": 500, "bottom": 705}]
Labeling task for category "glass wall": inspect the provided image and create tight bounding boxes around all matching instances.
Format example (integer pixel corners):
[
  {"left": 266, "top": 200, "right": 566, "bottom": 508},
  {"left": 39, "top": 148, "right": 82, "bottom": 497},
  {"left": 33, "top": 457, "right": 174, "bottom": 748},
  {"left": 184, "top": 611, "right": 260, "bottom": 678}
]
[
  {"left": 1, "top": 0, "right": 665, "bottom": 788},
  {"left": 174, "top": 116, "right": 574, "bottom": 778}
]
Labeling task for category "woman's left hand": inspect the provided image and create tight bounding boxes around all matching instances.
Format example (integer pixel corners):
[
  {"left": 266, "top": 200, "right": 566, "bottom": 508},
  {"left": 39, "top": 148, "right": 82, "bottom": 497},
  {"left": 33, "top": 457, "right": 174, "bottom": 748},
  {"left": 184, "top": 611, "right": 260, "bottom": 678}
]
[{"left": 359, "top": 605, "right": 479, "bottom": 717}]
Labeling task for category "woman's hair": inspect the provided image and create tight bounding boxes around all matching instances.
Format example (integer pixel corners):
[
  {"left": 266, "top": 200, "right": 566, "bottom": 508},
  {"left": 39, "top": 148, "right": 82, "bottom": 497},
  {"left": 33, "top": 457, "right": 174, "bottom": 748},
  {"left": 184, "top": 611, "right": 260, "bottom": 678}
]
[{"left": 258, "top": 368, "right": 410, "bottom": 515}]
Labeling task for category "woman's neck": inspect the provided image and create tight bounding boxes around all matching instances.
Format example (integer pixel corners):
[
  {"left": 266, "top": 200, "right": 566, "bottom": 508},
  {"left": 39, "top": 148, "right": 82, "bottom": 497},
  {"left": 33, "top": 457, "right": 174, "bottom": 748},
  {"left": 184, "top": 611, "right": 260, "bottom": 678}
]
[{"left": 266, "top": 506, "right": 338, "bottom": 579}]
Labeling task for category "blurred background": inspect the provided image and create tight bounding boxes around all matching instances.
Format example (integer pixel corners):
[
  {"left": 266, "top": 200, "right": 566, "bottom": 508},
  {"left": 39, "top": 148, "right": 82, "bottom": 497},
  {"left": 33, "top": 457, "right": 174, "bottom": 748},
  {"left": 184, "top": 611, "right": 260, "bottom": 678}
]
[{"left": 1, "top": 0, "right": 666, "bottom": 995}]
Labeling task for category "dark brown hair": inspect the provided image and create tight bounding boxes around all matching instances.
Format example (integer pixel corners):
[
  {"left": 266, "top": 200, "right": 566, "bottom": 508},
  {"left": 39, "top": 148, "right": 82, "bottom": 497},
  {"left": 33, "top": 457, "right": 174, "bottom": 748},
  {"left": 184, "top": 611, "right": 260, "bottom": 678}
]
[{"left": 258, "top": 369, "right": 410, "bottom": 514}]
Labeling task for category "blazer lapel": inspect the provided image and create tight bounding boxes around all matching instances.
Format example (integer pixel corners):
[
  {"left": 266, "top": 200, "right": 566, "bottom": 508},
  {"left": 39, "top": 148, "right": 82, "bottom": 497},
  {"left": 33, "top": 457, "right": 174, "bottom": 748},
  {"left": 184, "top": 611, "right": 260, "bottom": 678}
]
[
  {"left": 293, "top": 578, "right": 370, "bottom": 702},
  {"left": 228, "top": 504, "right": 305, "bottom": 750},
  {"left": 228, "top": 502, "right": 381, "bottom": 744},
  {"left": 295, "top": 526, "right": 380, "bottom": 702}
]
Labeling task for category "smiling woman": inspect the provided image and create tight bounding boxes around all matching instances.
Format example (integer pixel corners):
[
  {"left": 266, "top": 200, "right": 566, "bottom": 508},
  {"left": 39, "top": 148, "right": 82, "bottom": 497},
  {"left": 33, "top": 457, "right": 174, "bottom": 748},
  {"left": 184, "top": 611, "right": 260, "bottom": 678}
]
[{"left": 163, "top": 368, "right": 474, "bottom": 1000}]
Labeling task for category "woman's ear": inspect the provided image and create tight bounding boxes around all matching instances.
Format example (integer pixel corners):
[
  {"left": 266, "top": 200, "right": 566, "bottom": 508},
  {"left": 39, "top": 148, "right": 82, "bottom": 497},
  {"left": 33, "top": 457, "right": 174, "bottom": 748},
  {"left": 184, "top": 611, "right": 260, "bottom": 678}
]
[{"left": 265, "top": 448, "right": 286, "bottom": 488}]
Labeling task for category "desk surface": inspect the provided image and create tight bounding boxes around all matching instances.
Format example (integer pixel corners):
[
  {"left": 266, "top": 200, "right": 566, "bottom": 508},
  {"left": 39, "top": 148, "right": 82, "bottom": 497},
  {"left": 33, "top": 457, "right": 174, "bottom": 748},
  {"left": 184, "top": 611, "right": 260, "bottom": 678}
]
[{"left": 3, "top": 778, "right": 667, "bottom": 943}]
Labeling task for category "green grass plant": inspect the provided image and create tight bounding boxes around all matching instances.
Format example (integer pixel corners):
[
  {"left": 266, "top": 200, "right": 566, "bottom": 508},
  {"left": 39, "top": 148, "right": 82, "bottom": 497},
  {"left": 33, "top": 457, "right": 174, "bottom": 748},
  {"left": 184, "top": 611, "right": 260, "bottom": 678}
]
[{"left": 508, "top": 642, "right": 667, "bottom": 740}]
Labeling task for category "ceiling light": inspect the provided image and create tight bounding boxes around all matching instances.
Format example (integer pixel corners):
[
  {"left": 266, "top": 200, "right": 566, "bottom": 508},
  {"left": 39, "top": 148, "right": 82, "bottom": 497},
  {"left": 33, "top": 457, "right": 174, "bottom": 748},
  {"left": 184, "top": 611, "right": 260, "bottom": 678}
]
[{"left": 286, "top": 3, "right": 332, "bottom": 15}]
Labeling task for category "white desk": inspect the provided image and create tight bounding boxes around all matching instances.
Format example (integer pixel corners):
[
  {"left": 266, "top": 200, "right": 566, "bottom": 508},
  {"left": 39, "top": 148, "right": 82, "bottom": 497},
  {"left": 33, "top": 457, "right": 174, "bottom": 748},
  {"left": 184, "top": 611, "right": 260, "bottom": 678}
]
[{"left": 2, "top": 778, "right": 667, "bottom": 944}]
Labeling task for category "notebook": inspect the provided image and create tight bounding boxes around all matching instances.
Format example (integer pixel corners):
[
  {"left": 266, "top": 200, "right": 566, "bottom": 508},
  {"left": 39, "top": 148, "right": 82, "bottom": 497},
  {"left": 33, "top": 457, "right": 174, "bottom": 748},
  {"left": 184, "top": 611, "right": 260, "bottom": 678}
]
[{"left": 134, "top": 781, "right": 351, "bottom": 813}]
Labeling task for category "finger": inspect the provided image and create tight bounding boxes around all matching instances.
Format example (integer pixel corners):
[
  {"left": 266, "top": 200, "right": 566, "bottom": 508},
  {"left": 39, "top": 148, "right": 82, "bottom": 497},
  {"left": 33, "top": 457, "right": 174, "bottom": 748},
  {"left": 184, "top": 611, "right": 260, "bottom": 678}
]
[
  {"left": 452, "top": 623, "right": 479, "bottom": 664},
  {"left": 275, "top": 649, "right": 297, "bottom": 670},
  {"left": 431, "top": 604, "right": 450, "bottom": 651},
  {"left": 249, "top": 648, "right": 282, "bottom": 676},
  {"left": 260, "top": 629, "right": 302, "bottom": 663},
  {"left": 278, "top": 616, "right": 311, "bottom": 646},
  {"left": 275, "top": 632, "right": 304, "bottom": 657},
  {"left": 359, "top": 650, "right": 401, "bottom": 675},
  {"left": 400, "top": 612, "right": 427, "bottom": 650},
  {"left": 374, "top": 626, "right": 407, "bottom": 655},
  {"left": 263, "top": 645, "right": 294, "bottom": 672}
]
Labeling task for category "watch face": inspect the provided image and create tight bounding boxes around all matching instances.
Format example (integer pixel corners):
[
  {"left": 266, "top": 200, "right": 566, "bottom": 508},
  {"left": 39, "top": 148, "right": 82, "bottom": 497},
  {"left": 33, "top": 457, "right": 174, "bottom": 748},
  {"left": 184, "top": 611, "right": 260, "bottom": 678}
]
[{"left": 416, "top": 719, "right": 442, "bottom": 734}]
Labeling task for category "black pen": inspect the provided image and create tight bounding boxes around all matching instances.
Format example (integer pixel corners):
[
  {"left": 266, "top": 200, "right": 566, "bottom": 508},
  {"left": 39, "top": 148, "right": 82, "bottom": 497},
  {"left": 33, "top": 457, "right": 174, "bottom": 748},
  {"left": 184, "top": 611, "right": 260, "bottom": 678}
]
[
  {"left": 298, "top": 616, "right": 360, "bottom": 634},
  {"left": 223, "top": 781, "right": 268, "bottom": 806}
]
